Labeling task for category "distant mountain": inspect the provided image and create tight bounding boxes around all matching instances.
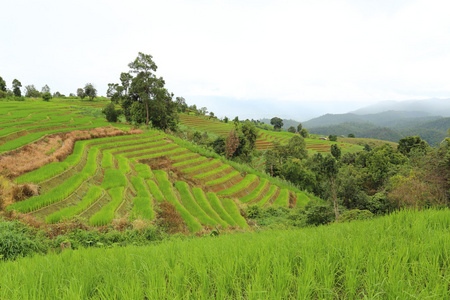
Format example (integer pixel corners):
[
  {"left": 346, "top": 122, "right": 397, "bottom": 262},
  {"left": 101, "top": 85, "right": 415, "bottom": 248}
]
[
  {"left": 306, "top": 117, "right": 450, "bottom": 145},
  {"left": 303, "top": 111, "right": 440, "bottom": 128},
  {"left": 351, "top": 99, "right": 450, "bottom": 117}
]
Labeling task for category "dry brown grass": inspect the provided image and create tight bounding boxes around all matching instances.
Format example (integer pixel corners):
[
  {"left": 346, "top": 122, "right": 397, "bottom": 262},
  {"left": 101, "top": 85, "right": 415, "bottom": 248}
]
[
  {"left": 156, "top": 202, "right": 188, "bottom": 234},
  {"left": 0, "top": 127, "right": 143, "bottom": 179}
]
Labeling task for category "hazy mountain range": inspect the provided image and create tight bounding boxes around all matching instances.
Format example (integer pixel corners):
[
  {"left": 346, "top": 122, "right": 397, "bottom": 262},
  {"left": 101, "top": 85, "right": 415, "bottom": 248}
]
[{"left": 260, "top": 99, "right": 450, "bottom": 146}]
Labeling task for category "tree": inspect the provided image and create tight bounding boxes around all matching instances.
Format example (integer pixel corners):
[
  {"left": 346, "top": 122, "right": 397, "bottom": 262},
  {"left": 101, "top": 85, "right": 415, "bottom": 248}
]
[
  {"left": 53, "top": 91, "right": 62, "bottom": 98},
  {"left": 127, "top": 52, "right": 177, "bottom": 130},
  {"left": 42, "top": 92, "right": 52, "bottom": 102},
  {"left": 84, "top": 83, "right": 97, "bottom": 100},
  {"left": 223, "top": 116, "right": 228, "bottom": 123},
  {"left": 348, "top": 133, "right": 355, "bottom": 138},
  {"left": 320, "top": 155, "right": 340, "bottom": 222},
  {"left": 120, "top": 72, "right": 133, "bottom": 95},
  {"left": 331, "top": 144, "right": 341, "bottom": 160},
  {"left": 24, "top": 85, "right": 40, "bottom": 97},
  {"left": 107, "top": 83, "right": 123, "bottom": 103},
  {"left": 288, "top": 126, "right": 296, "bottom": 133},
  {"left": 398, "top": 136, "right": 429, "bottom": 157},
  {"left": 12, "top": 79, "right": 22, "bottom": 97},
  {"left": 200, "top": 107, "right": 208, "bottom": 115},
  {"left": 103, "top": 102, "right": 118, "bottom": 122},
  {"left": 175, "top": 97, "right": 187, "bottom": 112},
  {"left": 41, "top": 85, "right": 50, "bottom": 94},
  {"left": 0, "top": 76, "right": 6, "bottom": 92},
  {"left": 77, "top": 88, "right": 86, "bottom": 100},
  {"left": 225, "top": 130, "right": 239, "bottom": 158},
  {"left": 285, "top": 135, "right": 308, "bottom": 160},
  {"left": 240, "top": 121, "right": 258, "bottom": 151},
  {"left": 297, "top": 123, "right": 303, "bottom": 133},
  {"left": 270, "top": 117, "right": 283, "bottom": 131},
  {"left": 300, "top": 128, "right": 309, "bottom": 138},
  {"left": 328, "top": 134, "right": 338, "bottom": 142}
]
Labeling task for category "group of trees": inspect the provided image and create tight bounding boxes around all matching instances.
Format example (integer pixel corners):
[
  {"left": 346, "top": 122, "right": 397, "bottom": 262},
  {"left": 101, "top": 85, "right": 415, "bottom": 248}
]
[
  {"left": 265, "top": 134, "right": 449, "bottom": 221},
  {"left": 0, "top": 75, "right": 97, "bottom": 102},
  {"left": 105, "top": 53, "right": 178, "bottom": 131}
]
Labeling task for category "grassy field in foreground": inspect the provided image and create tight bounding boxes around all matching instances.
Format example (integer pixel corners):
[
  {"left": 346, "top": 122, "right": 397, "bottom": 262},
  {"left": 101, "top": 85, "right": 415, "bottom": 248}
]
[{"left": 0, "top": 209, "right": 448, "bottom": 299}]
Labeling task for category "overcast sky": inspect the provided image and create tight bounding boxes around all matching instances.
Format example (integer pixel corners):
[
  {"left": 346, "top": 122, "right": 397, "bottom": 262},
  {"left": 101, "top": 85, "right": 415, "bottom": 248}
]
[{"left": 2, "top": 0, "right": 450, "bottom": 120}]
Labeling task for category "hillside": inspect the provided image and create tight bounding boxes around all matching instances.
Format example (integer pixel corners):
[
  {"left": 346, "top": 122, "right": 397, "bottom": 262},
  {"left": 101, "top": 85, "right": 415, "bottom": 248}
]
[
  {"left": 1, "top": 101, "right": 320, "bottom": 233},
  {"left": 179, "top": 113, "right": 363, "bottom": 154},
  {"left": 303, "top": 111, "right": 449, "bottom": 145}
]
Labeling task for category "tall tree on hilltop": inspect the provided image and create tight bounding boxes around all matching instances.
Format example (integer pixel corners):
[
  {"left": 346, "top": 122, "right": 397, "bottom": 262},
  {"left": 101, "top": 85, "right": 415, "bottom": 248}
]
[
  {"left": 126, "top": 52, "right": 177, "bottom": 130},
  {"left": 270, "top": 117, "right": 283, "bottom": 131},
  {"left": 120, "top": 72, "right": 133, "bottom": 95},
  {"left": 12, "top": 79, "right": 22, "bottom": 97},
  {"left": 41, "top": 85, "right": 50, "bottom": 94},
  {"left": 84, "top": 83, "right": 97, "bottom": 101}
]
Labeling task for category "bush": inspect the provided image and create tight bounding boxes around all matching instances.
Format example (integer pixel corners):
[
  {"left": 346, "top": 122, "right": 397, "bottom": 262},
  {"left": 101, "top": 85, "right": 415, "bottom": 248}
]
[
  {"left": 42, "top": 92, "right": 52, "bottom": 102},
  {"left": 305, "top": 201, "right": 335, "bottom": 226},
  {"left": 103, "top": 102, "right": 118, "bottom": 122},
  {"left": 0, "top": 221, "right": 47, "bottom": 261}
]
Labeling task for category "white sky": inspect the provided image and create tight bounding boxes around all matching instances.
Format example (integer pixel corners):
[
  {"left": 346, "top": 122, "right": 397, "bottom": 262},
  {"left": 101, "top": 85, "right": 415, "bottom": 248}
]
[{"left": 2, "top": 0, "right": 450, "bottom": 120}]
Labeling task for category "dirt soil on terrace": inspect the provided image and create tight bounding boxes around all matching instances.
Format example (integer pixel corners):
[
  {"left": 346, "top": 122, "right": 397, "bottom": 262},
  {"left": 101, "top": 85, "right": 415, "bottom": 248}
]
[{"left": 0, "top": 127, "right": 143, "bottom": 179}]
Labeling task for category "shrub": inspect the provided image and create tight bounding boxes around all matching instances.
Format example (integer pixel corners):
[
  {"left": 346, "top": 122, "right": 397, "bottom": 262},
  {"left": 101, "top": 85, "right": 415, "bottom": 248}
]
[
  {"left": 0, "top": 221, "right": 47, "bottom": 261},
  {"left": 42, "top": 92, "right": 52, "bottom": 102},
  {"left": 305, "top": 201, "right": 335, "bottom": 226},
  {"left": 103, "top": 102, "right": 118, "bottom": 122}
]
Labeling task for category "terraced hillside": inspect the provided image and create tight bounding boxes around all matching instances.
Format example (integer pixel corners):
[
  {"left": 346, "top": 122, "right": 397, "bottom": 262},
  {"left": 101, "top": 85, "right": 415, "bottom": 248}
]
[
  {"left": 8, "top": 130, "right": 318, "bottom": 231},
  {"left": 0, "top": 101, "right": 123, "bottom": 154},
  {"left": 2, "top": 101, "right": 321, "bottom": 233},
  {"left": 179, "top": 113, "right": 363, "bottom": 153}
]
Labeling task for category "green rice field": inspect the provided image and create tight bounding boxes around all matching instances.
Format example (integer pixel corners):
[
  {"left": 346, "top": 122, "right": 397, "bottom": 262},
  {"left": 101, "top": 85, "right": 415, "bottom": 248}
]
[{"left": 0, "top": 209, "right": 447, "bottom": 299}]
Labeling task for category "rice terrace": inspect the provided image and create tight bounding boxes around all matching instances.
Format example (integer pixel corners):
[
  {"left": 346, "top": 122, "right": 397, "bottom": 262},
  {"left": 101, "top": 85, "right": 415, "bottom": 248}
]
[{"left": 1, "top": 50, "right": 449, "bottom": 298}]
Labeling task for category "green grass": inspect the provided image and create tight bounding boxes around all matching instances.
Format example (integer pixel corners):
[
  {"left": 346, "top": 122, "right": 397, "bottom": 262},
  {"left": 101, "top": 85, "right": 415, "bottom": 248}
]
[
  {"left": 273, "top": 189, "right": 289, "bottom": 207},
  {"left": 147, "top": 180, "right": 165, "bottom": 202},
  {"left": 15, "top": 162, "right": 70, "bottom": 184},
  {"left": 296, "top": 192, "right": 310, "bottom": 208},
  {"left": 206, "top": 193, "right": 238, "bottom": 227},
  {"left": 45, "top": 186, "right": 103, "bottom": 224},
  {"left": 130, "top": 177, "right": 154, "bottom": 220},
  {"left": 175, "top": 182, "right": 217, "bottom": 227},
  {"left": 256, "top": 185, "right": 277, "bottom": 207},
  {"left": 240, "top": 178, "right": 269, "bottom": 203},
  {"left": 134, "top": 163, "right": 153, "bottom": 179},
  {"left": 89, "top": 187, "right": 125, "bottom": 226},
  {"left": 192, "top": 188, "right": 228, "bottom": 228},
  {"left": 180, "top": 159, "right": 220, "bottom": 173},
  {"left": 206, "top": 170, "right": 240, "bottom": 186},
  {"left": 101, "top": 169, "right": 127, "bottom": 190},
  {"left": 216, "top": 174, "right": 258, "bottom": 196},
  {"left": 192, "top": 164, "right": 231, "bottom": 179},
  {"left": 153, "top": 171, "right": 203, "bottom": 233},
  {"left": 221, "top": 198, "right": 248, "bottom": 228},
  {"left": 7, "top": 148, "right": 99, "bottom": 213},
  {"left": 172, "top": 156, "right": 206, "bottom": 167}
]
